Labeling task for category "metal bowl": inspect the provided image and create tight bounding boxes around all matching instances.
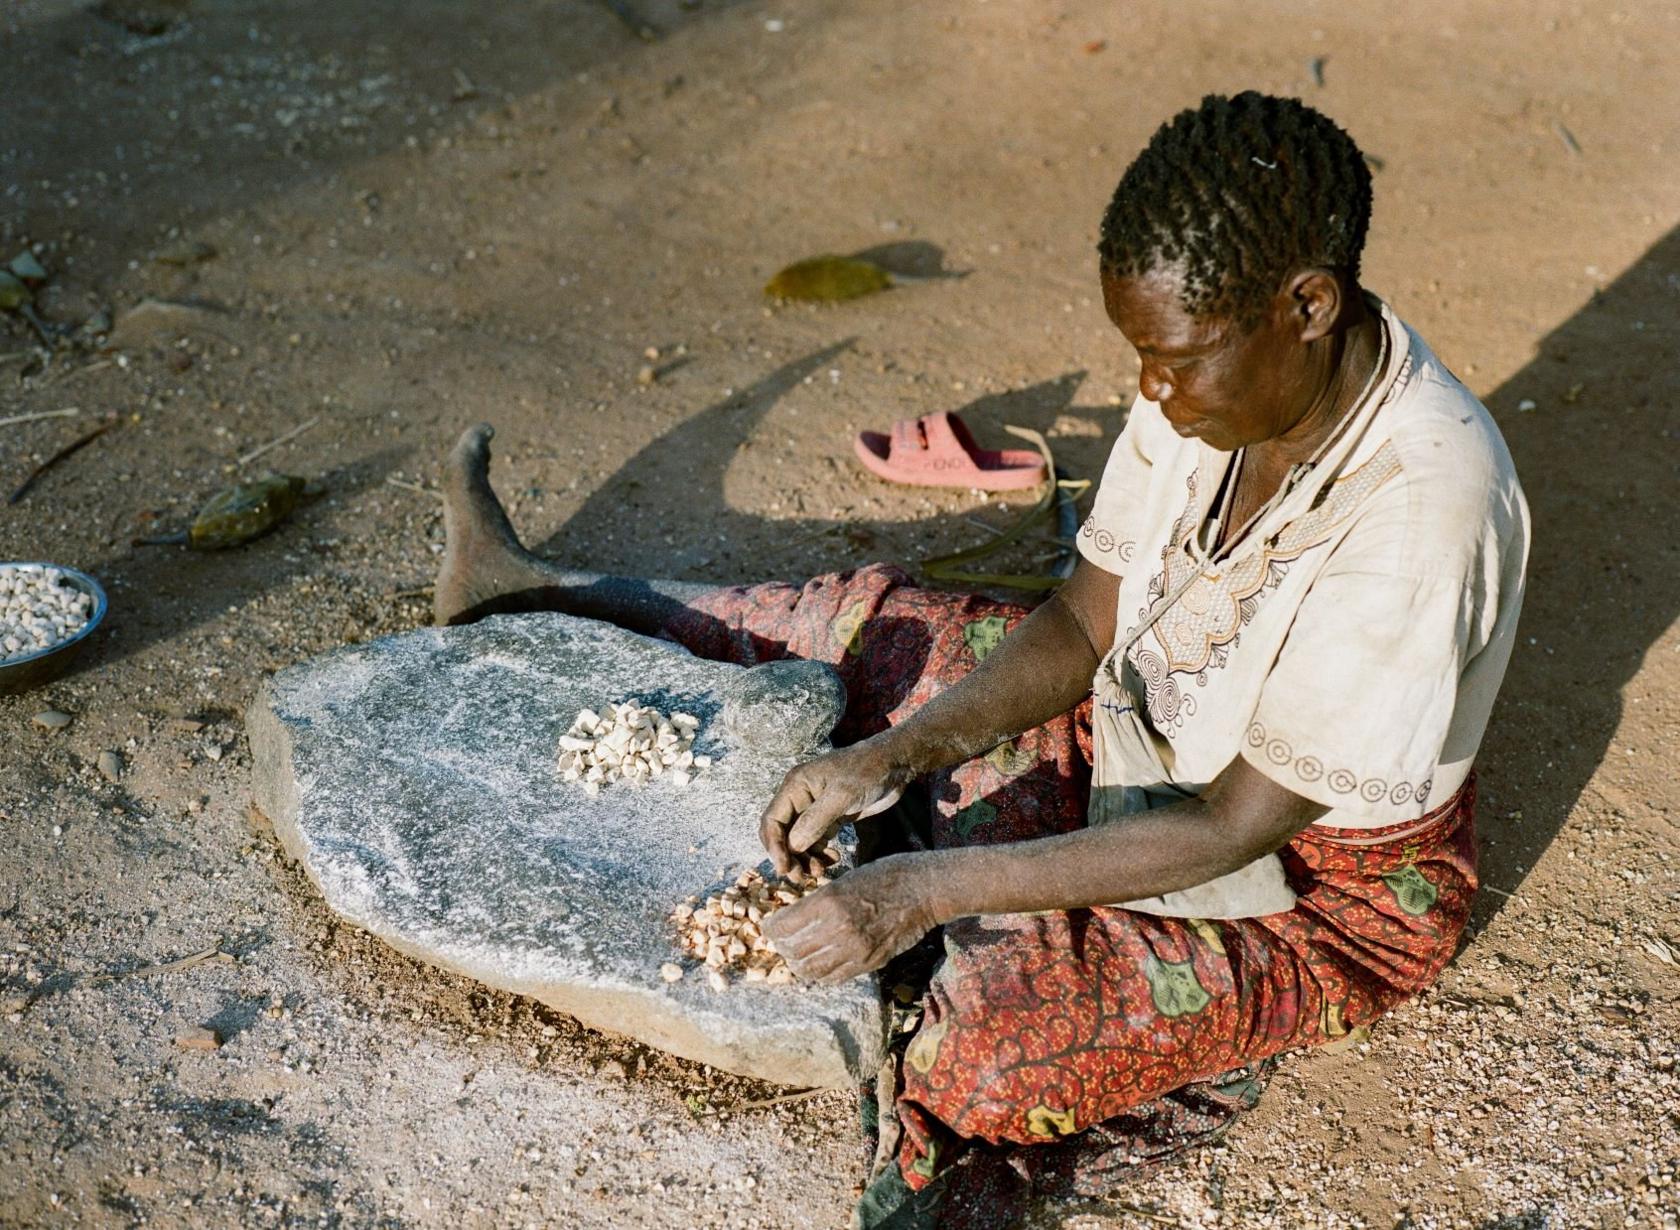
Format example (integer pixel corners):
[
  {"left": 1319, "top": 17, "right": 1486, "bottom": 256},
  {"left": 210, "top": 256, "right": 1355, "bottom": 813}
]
[{"left": 0, "top": 563, "right": 108, "bottom": 696}]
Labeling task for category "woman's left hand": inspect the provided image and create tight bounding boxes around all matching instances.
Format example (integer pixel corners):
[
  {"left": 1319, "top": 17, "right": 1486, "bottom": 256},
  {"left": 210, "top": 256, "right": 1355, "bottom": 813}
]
[{"left": 761, "top": 854, "right": 940, "bottom": 985}]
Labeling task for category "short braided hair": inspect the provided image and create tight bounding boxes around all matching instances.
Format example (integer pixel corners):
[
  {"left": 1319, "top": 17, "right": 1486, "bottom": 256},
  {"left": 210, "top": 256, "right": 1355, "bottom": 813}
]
[{"left": 1098, "top": 92, "right": 1372, "bottom": 324}]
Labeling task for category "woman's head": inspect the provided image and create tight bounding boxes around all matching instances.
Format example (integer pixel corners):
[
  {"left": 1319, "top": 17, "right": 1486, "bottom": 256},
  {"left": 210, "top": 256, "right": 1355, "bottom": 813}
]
[
  {"left": 1100, "top": 91, "right": 1372, "bottom": 324},
  {"left": 1099, "top": 93, "right": 1376, "bottom": 450}
]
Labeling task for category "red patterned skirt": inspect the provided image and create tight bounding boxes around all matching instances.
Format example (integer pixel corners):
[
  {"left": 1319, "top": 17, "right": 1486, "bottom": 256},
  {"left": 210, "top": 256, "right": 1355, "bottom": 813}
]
[{"left": 662, "top": 564, "right": 1478, "bottom": 1204}]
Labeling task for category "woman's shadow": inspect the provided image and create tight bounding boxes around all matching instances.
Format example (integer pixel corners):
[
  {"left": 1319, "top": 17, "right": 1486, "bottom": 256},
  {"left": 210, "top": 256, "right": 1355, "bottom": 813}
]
[{"left": 1467, "top": 225, "right": 1679, "bottom": 930}]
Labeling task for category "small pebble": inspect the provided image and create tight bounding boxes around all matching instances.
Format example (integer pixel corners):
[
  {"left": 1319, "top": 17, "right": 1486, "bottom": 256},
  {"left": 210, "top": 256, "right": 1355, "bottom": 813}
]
[
  {"left": 636, "top": 364, "right": 657, "bottom": 385},
  {"left": 97, "top": 750, "right": 123, "bottom": 782},
  {"left": 598, "top": 1058, "right": 627, "bottom": 1079},
  {"left": 659, "top": 962, "right": 684, "bottom": 983},
  {"left": 174, "top": 1027, "right": 222, "bottom": 1052},
  {"left": 32, "top": 710, "right": 73, "bottom": 731}
]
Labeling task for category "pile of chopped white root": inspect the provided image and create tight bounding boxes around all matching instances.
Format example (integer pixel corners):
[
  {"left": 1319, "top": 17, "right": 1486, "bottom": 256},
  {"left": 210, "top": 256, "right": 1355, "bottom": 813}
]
[
  {"left": 555, "top": 701, "right": 710, "bottom": 794},
  {"left": 0, "top": 564, "right": 94, "bottom": 663},
  {"left": 663, "top": 851, "right": 840, "bottom": 991}
]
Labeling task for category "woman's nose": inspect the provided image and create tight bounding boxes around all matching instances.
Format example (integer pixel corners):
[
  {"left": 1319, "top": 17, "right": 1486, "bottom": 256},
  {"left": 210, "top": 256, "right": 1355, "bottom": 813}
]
[{"left": 1139, "top": 366, "right": 1173, "bottom": 403}]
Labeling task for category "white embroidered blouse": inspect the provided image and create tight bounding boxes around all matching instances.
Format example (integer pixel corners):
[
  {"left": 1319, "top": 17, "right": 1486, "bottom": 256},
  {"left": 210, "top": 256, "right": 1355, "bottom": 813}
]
[{"left": 1078, "top": 300, "right": 1530, "bottom": 829}]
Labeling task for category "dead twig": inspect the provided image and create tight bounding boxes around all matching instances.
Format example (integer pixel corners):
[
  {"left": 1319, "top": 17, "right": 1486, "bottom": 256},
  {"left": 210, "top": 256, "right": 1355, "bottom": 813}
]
[
  {"left": 388, "top": 584, "right": 435, "bottom": 600},
  {"left": 237, "top": 415, "right": 319, "bottom": 467},
  {"left": 720, "top": 1087, "right": 830, "bottom": 1114},
  {"left": 784, "top": 523, "right": 842, "bottom": 547},
  {"left": 55, "top": 358, "right": 113, "bottom": 382},
  {"left": 384, "top": 476, "right": 441, "bottom": 499},
  {"left": 7, "top": 416, "right": 118, "bottom": 505},
  {"left": 3, "top": 944, "right": 232, "bottom": 1018},
  {"left": 89, "top": 945, "right": 230, "bottom": 985},
  {"left": 0, "top": 407, "right": 78, "bottom": 428},
  {"left": 15, "top": 303, "right": 56, "bottom": 348},
  {"left": 1100, "top": 1204, "right": 1186, "bottom": 1228}
]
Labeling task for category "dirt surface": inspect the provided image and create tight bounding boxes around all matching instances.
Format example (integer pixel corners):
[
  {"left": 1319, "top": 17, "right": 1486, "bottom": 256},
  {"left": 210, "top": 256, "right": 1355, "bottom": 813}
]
[{"left": 2, "top": 0, "right": 1677, "bottom": 1226}]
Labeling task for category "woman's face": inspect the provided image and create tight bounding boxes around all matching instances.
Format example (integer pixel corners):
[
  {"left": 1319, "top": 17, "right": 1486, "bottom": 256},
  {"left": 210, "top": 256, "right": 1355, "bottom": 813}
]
[{"left": 1100, "top": 264, "right": 1320, "bottom": 453}]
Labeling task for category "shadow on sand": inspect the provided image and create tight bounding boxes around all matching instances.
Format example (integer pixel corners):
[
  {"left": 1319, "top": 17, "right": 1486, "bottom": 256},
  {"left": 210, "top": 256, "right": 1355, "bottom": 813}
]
[
  {"left": 1466, "top": 225, "right": 1678, "bottom": 930},
  {"left": 0, "top": 0, "right": 742, "bottom": 286}
]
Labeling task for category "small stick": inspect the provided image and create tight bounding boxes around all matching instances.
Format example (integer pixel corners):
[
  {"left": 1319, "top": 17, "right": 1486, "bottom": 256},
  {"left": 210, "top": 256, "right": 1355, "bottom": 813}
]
[
  {"left": 384, "top": 476, "right": 441, "bottom": 498},
  {"left": 0, "top": 350, "right": 40, "bottom": 366},
  {"left": 1101, "top": 1204, "right": 1186, "bottom": 1228},
  {"left": 7, "top": 944, "right": 230, "bottom": 1016},
  {"left": 7, "top": 417, "right": 117, "bottom": 505},
  {"left": 57, "top": 359, "right": 113, "bottom": 381},
  {"left": 16, "top": 303, "right": 56, "bottom": 348},
  {"left": 388, "top": 584, "right": 435, "bottom": 600},
  {"left": 237, "top": 415, "right": 319, "bottom": 467},
  {"left": 960, "top": 515, "right": 1005, "bottom": 538},
  {"left": 1552, "top": 121, "right": 1583, "bottom": 155},
  {"left": 0, "top": 407, "right": 78, "bottom": 428},
  {"left": 723, "top": 1087, "right": 829, "bottom": 1113},
  {"left": 89, "top": 945, "right": 228, "bottom": 985},
  {"left": 785, "top": 523, "right": 841, "bottom": 547}
]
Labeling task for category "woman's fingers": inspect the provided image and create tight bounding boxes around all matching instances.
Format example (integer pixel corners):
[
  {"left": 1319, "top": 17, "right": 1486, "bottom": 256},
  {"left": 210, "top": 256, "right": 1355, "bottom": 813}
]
[
  {"left": 758, "top": 754, "right": 887, "bottom": 869},
  {"left": 785, "top": 791, "right": 855, "bottom": 857},
  {"left": 763, "top": 859, "right": 934, "bottom": 985},
  {"left": 759, "top": 893, "right": 819, "bottom": 943},
  {"left": 763, "top": 898, "right": 855, "bottom": 981},
  {"left": 763, "top": 884, "right": 879, "bottom": 981},
  {"left": 758, "top": 772, "right": 816, "bottom": 875}
]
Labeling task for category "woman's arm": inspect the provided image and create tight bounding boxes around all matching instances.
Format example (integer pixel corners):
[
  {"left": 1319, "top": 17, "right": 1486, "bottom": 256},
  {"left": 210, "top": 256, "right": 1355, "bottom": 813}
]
[
  {"left": 758, "top": 560, "right": 1121, "bottom": 872},
  {"left": 763, "top": 756, "right": 1327, "bottom": 983}
]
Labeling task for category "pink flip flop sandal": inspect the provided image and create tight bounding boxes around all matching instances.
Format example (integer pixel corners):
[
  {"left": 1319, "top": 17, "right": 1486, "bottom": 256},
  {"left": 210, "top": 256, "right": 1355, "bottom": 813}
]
[{"left": 853, "top": 412, "right": 1049, "bottom": 491}]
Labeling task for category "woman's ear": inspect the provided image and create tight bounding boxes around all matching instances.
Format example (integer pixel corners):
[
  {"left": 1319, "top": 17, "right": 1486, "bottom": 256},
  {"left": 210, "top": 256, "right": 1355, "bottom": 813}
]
[{"left": 1283, "top": 269, "right": 1343, "bottom": 342}]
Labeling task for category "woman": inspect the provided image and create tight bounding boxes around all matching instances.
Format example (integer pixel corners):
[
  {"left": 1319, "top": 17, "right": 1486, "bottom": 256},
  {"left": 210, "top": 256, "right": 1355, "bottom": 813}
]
[{"left": 434, "top": 92, "right": 1528, "bottom": 1227}]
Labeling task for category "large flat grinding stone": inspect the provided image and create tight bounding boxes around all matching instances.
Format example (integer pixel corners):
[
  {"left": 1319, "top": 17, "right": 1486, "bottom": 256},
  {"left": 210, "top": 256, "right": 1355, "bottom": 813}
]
[{"left": 247, "top": 614, "right": 887, "bottom": 1088}]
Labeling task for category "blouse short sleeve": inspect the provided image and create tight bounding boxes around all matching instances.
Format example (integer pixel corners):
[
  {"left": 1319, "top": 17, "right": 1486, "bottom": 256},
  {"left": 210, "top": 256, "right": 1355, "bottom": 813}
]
[
  {"left": 1240, "top": 565, "right": 1473, "bottom": 823},
  {"left": 1077, "top": 398, "right": 1175, "bottom": 576}
]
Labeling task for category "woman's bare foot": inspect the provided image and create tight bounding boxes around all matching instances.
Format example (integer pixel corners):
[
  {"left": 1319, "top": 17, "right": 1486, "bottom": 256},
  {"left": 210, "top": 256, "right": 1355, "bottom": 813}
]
[
  {"left": 433, "top": 423, "right": 548, "bottom": 625},
  {"left": 431, "top": 421, "right": 715, "bottom": 631}
]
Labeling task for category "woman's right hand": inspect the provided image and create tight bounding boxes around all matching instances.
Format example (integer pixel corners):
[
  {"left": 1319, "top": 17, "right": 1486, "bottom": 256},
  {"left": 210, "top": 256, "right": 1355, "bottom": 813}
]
[{"left": 758, "top": 737, "right": 908, "bottom": 877}]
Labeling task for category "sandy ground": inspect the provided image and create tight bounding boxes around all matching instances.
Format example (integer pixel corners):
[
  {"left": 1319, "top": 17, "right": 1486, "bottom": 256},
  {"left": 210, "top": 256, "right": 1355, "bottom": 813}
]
[{"left": 2, "top": 0, "right": 1677, "bottom": 1226}]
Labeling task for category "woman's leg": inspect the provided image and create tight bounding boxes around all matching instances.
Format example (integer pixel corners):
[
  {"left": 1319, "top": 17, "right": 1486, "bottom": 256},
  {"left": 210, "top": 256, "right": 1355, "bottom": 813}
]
[
  {"left": 894, "top": 782, "right": 1479, "bottom": 1188},
  {"left": 662, "top": 569, "right": 1095, "bottom": 834},
  {"left": 434, "top": 423, "right": 714, "bottom": 632}
]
